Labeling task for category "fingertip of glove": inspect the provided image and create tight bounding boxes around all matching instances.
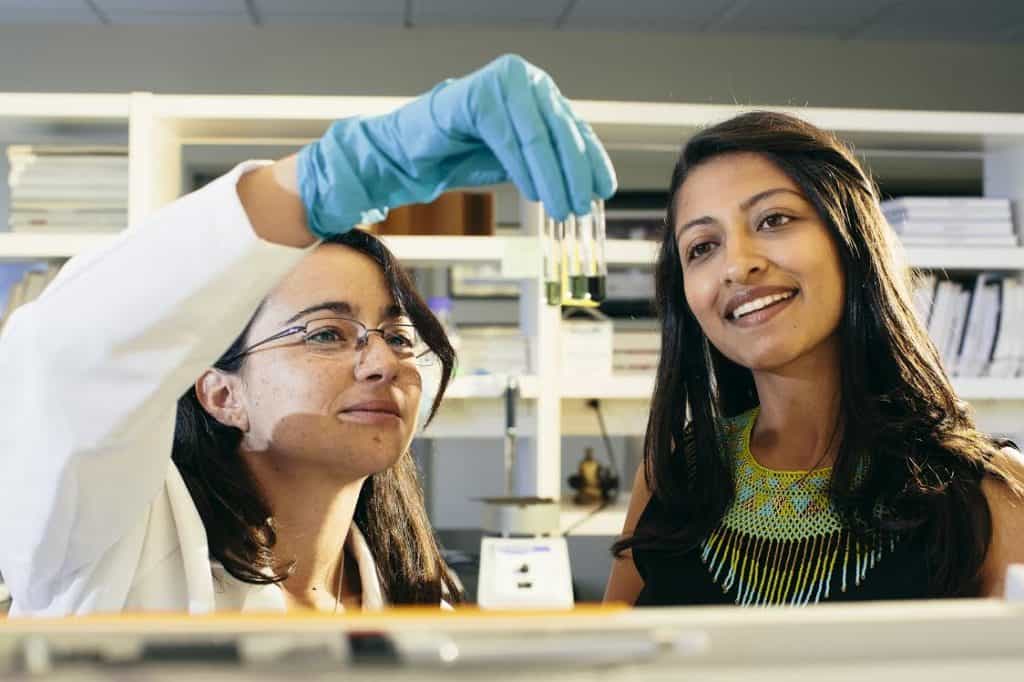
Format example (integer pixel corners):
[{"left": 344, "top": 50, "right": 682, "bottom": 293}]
[
  {"left": 597, "top": 181, "right": 618, "bottom": 201},
  {"left": 594, "top": 164, "right": 618, "bottom": 200},
  {"left": 494, "top": 53, "right": 528, "bottom": 70}
]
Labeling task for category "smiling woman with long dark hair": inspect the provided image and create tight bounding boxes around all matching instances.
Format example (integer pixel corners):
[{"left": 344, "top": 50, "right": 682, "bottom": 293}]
[{"left": 605, "top": 111, "right": 1024, "bottom": 606}]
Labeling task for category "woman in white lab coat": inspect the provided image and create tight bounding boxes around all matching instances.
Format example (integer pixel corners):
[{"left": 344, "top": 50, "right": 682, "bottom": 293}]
[{"left": 0, "top": 54, "right": 616, "bottom": 616}]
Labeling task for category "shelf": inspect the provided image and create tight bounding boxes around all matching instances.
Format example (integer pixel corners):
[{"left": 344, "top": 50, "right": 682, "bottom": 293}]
[
  {"left": 578, "top": 100, "right": 1024, "bottom": 153},
  {"left": 388, "top": 236, "right": 651, "bottom": 269},
  {"left": 904, "top": 247, "right": 1024, "bottom": 271},
  {"left": 148, "top": 96, "right": 1024, "bottom": 153},
  {"left": 604, "top": 240, "right": 1024, "bottom": 271},
  {"left": 447, "top": 374, "right": 653, "bottom": 402},
  {"left": 954, "top": 378, "right": 1024, "bottom": 400},
  {"left": 0, "top": 232, "right": 120, "bottom": 261},
  {"left": 0, "top": 233, "right": 537, "bottom": 268},
  {"left": 0, "top": 93, "right": 130, "bottom": 121},
  {"left": 559, "top": 374, "right": 655, "bottom": 400},
  {"left": 445, "top": 374, "right": 539, "bottom": 399},
  {"left": 605, "top": 239, "right": 660, "bottom": 266},
  {"left": 0, "top": 93, "right": 130, "bottom": 142},
  {"left": 380, "top": 235, "right": 536, "bottom": 269},
  {"left": 154, "top": 94, "right": 410, "bottom": 141},
  {"left": 560, "top": 501, "right": 628, "bottom": 536},
  {"left": 556, "top": 373, "right": 1024, "bottom": 403}
]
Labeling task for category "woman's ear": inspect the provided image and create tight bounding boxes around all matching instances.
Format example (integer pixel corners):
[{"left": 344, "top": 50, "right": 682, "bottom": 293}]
[{"left": 195, "top": 369, "right": 250, "bottom": 432}]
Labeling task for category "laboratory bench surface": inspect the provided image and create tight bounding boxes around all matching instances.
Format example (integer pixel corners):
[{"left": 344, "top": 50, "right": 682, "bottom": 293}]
[{"left": 0, "top": 599, "right": 1022, "bottom": 679}]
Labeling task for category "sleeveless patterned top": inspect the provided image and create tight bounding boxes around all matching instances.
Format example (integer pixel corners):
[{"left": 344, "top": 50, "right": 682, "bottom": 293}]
[{"left": 633, "top": 408, "right": 930, "bottom": 606}]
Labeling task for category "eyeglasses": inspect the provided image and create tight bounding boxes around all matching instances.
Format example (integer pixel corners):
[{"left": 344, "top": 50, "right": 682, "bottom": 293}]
[{"left": 221, "top": 316, "right": 434, "bottom": 366}]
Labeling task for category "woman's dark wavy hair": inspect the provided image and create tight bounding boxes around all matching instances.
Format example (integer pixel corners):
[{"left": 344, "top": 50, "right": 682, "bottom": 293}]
[
  {"left": 613, "top": 111, "right": 1022, "bottom": 597},
  {"left": 171, "top": 228, "right": 461, "bottom": 604}
]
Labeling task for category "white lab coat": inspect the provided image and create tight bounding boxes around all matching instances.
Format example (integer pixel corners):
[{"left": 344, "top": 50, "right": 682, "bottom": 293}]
[{"left": 0, "top": 161, "right": 386, "bottom": 616}]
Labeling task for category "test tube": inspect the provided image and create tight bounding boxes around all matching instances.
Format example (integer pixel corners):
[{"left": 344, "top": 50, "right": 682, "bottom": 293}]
[
  {"left": 577, "top": 211, "right": 596, "bottom": 298},
  {"left": 564, "top": 214, "right": 589, "bottom": 300},
  {"left": 587, "top": 199, "right": 608, "bottom": 302},
  {"left": 543, "top": 216, "right": 561, "bottom": 306}
]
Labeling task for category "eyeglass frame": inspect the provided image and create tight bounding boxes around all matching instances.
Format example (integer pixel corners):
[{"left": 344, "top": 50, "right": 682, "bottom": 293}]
[{"left": 220, "top": 315, "right": 435, "bottom": 367}]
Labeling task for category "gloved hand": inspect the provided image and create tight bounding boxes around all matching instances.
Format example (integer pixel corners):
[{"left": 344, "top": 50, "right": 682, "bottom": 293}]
[{"left": 298, "top": 54, "right": 617, "bottom": 238}]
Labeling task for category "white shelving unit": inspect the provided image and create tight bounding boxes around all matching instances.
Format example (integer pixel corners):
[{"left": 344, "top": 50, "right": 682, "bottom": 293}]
[
  {"left": 0, "top": 232, "right": 118, "bottom": 261},
  {"left": 5, "top": 92, "right": 1024, "bottom": 536}
]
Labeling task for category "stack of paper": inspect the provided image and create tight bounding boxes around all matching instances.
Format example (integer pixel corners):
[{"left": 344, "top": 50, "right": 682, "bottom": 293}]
[
  {"left": 7, "top": 145, "right": 128, "bottom": 234},
  {"left": 882, "top": 197, "right": 1016, "bottom": 247}
]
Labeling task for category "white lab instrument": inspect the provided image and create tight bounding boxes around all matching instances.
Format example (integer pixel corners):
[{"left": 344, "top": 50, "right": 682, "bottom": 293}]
[{"left": 477, "top": 378, "right": 573, "bottom": 610}]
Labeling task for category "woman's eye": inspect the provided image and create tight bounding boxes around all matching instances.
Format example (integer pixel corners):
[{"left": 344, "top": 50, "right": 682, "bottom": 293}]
[
  {"left": 306, "top": 327, "right": 346, "bottom": 344},
  {"left": 759, "top": 213, "right": 792, "bottom": 230},
  {"left": 687, "top": 241, "right": 715, "bottom": 261},
  {"left": 385, "top": 331, "right": 415, "bottom": 348}
]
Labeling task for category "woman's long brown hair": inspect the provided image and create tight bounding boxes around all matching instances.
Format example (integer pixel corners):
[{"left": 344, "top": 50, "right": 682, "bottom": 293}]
[
  {"left": 171, "top": 228, "right": 460, "bottom": 604},
  {"left": 613, "top": 111, "right": 1022, "bottom": 597}
]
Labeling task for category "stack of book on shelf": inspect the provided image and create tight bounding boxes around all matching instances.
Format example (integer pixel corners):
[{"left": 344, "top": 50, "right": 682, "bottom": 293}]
[
  {"left": 914, "top": 272, "right": 1023, "bottom": 378},
  {"left": 0, "top": 262, "right": 61, "bottom": 331},
  {"left": 882, "top": 197, "right": 1016, "bottom": 248},
  {"left": 7, "top": 145, "right": 128, "bottom": 234}
]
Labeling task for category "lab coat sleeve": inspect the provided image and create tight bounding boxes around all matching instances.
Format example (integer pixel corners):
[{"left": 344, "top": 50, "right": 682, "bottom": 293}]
[{"left": 0, "top": 161, "right": 313, "bottom": 612}]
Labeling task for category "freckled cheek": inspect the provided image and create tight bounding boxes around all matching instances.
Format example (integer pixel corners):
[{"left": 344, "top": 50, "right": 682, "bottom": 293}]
[
  {"left": 400, "top": 369, "right": 424, "bottom": 414},
  {"left": 263, "top": 363, "right": 351, "bottom": 414},
  {"left": 403, "top": 365, "right": 424, "bottom": 387}
]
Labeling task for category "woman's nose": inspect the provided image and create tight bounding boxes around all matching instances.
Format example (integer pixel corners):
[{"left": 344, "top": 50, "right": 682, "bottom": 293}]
[
  {"left": 722, "top": 235, "right": 767, "bottom": 285},
  {"left": 353, "top": 334, "right": 400, "bottom": 383}
]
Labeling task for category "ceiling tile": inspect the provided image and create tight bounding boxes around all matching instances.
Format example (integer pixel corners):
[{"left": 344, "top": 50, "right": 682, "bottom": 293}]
[
  {"left": 0, "top": 1, "right": 85, "bottom": 7},
  {"left": 94, "top": 0, "right": 244, "bottom": 10},
  {"left": 104, "top": 11, "right": 251, "bottom": 25},
  {"left": 564, "top": 0, "right": 733, "bottom": 31},
  {"left": 853, "top": 0, "right": 1024, "bottom": 42},
  {"left": 259, "top": 14, "right": 403, "bottom": 25},
  {"left": 0, "top": 7, "right": 98, "bottom": 23},
  {"left": 255, "top": 0, "right": 404, "bottom": 25},
  {"left": 254, "top": 0, "right": 404, "bottom": 13},
  {"left": 718, "top": 0, "right": 895, "bottom": 37},
  {"left": 413, "top": 0, "right": 562, "bottom": 26}
]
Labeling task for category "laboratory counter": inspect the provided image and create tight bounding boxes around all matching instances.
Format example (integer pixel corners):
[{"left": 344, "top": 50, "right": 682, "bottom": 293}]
[{"left": 0, "top": 599, "right": 1022, "bottom": 679}]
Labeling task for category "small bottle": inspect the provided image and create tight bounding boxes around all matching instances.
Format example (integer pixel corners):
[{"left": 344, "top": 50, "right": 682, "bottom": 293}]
[{"left": 428, "top": 296, "right": 461, "bottom": 374}]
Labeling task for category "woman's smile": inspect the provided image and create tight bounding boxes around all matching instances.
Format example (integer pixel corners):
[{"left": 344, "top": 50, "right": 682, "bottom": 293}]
[{"left": 725, "top": 288, "right": 800, "bottom": 328}]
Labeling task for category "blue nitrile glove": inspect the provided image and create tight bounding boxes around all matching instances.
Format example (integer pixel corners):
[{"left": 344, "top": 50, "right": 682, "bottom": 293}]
[{"left": 297, "top": 54, "right": 617, "bottom": 238}]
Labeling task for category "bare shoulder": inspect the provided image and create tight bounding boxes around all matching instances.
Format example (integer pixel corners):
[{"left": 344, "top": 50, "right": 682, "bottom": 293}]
[
  {"left": 979, "top": 446, "right": 1024, "bottom": 596},
  {"left": 602, "top": 463, "right": 653, "bottom": 604},
  {"left": 982, "top": 446, "right": 1024, "bottom": 506},
  {"left": 618, "top": 464, "right": 654, "bottom": 541}
]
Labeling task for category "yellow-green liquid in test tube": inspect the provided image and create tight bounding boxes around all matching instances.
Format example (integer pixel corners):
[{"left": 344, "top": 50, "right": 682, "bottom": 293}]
[
  {"left": 587, "top": 199, "right": 608, "bottom": 302},
  {"left": 565, "top": 214, "right": 589, "bottom": 300},
  {"left": 543, "top": 216, "right": 561, "bottom": 306}
]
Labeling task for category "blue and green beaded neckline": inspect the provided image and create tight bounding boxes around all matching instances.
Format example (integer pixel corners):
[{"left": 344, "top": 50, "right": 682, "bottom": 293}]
[{"left": 700, "top": 408, "right": 895, "bottom": 606}]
